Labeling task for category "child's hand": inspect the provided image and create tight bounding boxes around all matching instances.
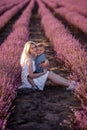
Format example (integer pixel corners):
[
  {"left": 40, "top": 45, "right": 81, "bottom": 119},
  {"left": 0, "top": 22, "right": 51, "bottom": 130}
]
[
  {"left": 39, "top": 62, "right": 45, "bottom": 68},
  {"left": 39, "top": 60, "right": 49, "bottom": 68}
]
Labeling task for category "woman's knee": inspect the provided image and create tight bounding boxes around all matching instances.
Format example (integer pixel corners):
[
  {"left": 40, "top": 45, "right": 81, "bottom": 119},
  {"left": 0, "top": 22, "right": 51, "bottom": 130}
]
[{"left": 48, "top": 71, "right": 53, "bottom": 79}]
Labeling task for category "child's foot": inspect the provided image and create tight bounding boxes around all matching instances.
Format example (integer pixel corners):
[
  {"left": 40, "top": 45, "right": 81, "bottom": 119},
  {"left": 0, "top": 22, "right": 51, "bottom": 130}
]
[{"left": 66, "top": 80, "right": 77, "bottom": 91}]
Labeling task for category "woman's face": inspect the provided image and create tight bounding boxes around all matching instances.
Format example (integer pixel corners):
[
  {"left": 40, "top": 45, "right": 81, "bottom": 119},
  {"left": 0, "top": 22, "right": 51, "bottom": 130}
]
[{"left": 29, "top": 44, "right": 37, "bottom": 56}]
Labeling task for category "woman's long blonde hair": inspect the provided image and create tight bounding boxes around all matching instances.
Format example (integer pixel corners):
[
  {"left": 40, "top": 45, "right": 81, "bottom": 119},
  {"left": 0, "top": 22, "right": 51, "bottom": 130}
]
[{"left": 20, "top": 41, "right": 36, "bottom": 66}]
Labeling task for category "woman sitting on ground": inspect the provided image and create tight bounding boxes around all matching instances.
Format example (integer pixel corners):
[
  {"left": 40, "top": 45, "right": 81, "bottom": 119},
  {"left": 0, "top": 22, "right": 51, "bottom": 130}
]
[{"left": 18, "top": 41, "right": 77, "bottom": 91}]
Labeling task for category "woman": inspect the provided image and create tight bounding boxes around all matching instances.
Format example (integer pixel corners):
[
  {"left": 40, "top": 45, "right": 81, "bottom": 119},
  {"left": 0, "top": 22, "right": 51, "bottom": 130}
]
[{"left": 18, "top": 41, "right": 77, "bottom": 91}]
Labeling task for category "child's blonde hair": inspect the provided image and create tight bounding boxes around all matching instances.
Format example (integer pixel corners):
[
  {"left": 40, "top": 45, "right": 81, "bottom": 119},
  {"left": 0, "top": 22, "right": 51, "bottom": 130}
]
[{"left": 37, "top": 43, "right": 45, "bottom": 48}]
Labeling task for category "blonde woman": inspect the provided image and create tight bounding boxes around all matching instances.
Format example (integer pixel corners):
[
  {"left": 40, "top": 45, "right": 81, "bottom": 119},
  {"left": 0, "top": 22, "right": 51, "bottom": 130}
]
[{"left": 18, "top": 41, "right": 77, "bottom": 91}]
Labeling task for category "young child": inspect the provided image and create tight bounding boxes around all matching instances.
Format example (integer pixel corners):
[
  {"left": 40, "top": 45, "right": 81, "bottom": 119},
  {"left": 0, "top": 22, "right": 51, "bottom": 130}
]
[{"left": 35, "top": 43, "right": 49, "bottom": 73}]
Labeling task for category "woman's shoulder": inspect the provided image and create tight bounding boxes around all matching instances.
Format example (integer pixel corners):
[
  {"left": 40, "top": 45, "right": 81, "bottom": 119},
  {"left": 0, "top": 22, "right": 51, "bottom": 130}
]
[
  {"left": 25, "top": 58, "right": 32, "bottom": 63},
  {"left": 26, "top": 57, "right": 35, "bottom": 64}
]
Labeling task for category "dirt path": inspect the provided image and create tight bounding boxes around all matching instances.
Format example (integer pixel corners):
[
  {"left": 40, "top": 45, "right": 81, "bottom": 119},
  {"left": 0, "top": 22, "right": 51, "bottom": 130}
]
[{"left": 6, "top": 5, "right": 81, "bottom": 130}]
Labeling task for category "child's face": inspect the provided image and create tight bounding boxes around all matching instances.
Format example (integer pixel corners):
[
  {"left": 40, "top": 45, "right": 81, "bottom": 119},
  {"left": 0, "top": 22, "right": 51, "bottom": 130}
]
[{"left": 37, "top": 46, "right": 44, "bottom": 55}]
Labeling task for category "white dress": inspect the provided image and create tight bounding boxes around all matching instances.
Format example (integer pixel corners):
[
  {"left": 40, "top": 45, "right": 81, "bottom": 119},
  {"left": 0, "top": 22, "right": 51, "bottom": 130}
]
[{"left": 19, "top": 58, "right": 49, "bottom": 91}]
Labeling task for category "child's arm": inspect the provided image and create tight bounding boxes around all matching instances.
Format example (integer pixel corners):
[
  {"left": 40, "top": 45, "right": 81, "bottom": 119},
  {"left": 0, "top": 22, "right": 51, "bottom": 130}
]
[
  {"left": 27, "top": 76, "right": 36, "bottom": 87},
  {"left": 44, "top": 59, "right": 49, "bottom": 68}
]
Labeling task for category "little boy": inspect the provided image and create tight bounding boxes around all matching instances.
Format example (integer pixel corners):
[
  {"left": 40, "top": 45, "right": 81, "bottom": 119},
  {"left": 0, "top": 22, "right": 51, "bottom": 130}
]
[{"left": 35, "top": 43, "right": 48, "bottom": 73}]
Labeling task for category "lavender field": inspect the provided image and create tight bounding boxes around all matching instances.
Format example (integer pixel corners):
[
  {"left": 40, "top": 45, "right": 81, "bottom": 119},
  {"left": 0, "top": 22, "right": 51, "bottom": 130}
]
[{"left": 0, "top": 0, "right": 87, "bottom": 130}]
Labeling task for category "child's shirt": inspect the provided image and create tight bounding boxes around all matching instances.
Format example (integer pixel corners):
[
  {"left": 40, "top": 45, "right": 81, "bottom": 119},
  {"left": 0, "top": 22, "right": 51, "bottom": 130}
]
[{"left": 35, "top": 53, "right": 46, "bottom": 73}]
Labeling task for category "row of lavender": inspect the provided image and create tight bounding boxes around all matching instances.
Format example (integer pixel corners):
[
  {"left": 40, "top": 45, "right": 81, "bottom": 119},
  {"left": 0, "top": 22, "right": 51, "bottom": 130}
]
[
  {"left": 36, "top": 0, "right": 87, "bottom": 129},
  {"left": 54, "top": 8, "right": 87, "bottom": 34},
  {"left": 44, "top": 0, "right": 87, "bottom": 16},
  {"left": 0, "top": 0, "right": 25, "bottom": 15},
  {"left": 55, "top": 0, "right": 87, "bottom": 16},
  {"left": 42, "top": 0, "right": 87, "bottom": 34},
  {"left": 0, "top": 0, "right": 21, "bottom": 6},
  {"left": 0, "top": 0, "right": 30, "bottom": 30},
  {"left": 0, "top": 0, "right": 35, "bottom": 129}
]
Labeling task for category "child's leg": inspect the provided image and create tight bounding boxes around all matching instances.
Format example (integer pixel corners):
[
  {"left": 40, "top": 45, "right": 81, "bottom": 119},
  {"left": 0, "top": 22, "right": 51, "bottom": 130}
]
[
  {"left": 28, "top": 76, "right": 38, "bottom": 89},
  {"left": 28, "top": 77, "right": 35, "bottom": 86}
]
